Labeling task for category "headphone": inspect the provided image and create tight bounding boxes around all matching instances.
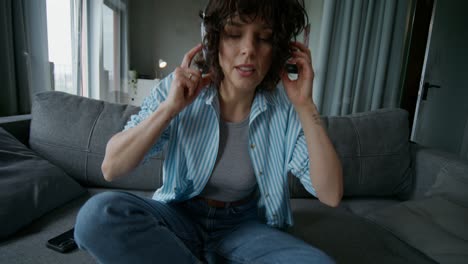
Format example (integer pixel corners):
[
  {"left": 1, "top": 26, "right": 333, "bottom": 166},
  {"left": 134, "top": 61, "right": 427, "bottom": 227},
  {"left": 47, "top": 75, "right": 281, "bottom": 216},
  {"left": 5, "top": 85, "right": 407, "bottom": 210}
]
[
  {"left": 197, "top": 5, "right": 210, "bottom": 74},
  {"left": 198, "top": 2, "right": 299, "bottom": 75},
  {"left": 200, "top": 11, "right": 208, "bottom": 62}
]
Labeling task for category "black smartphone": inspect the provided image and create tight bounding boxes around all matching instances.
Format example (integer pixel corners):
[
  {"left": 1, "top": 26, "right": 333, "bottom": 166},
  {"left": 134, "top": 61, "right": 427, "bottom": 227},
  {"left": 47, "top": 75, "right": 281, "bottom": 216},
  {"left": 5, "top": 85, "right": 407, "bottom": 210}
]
[{"left": 46, "top": 228, "right": 77, "bottom": 253}]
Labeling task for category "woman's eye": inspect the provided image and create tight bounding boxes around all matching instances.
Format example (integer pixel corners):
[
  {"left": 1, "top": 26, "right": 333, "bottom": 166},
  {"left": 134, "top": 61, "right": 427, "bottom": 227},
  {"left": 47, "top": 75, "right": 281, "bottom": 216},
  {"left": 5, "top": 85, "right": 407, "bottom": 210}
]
[
  {"left": 224, "top": 29, "right": 241, "bottom": 38},
  {"left": 259, "top": 35, "right": 273, "bottom": 42},
  {"left": 258, "top": 31, "right": 273, "bottom": 42}
]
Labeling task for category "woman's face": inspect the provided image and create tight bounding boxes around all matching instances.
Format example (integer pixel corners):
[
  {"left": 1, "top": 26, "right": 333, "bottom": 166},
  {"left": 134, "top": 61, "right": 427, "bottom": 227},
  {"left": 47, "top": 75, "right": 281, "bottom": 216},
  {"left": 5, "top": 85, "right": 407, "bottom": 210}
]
[{"left": 218, "top": 15, "right": 273, "bottom": 93}]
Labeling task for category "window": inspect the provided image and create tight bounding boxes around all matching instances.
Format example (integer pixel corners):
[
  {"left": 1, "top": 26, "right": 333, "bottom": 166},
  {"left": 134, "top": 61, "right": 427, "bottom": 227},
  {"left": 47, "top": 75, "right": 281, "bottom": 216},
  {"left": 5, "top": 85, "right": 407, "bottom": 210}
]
[
  {"left": 46, "top": 0, "right": 128, "bottom": 102},
  {"left": 102, "top": 2, "right": 121, "bottom": 100},
  {"left": 46, "top": 0, "right": 74, "bottom": 95}
]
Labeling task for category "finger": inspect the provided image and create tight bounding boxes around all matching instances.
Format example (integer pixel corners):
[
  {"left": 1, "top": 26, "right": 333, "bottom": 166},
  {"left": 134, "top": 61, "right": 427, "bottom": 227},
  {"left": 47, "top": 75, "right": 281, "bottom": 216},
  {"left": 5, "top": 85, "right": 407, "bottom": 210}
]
[
  {"left": 181, "top": 44, "right": 203, "bottom": 69},
  {"left": 186, "top": 68, "right": 201, "bottom": 83},
  {"left": 290, "top": 41, "right": 312, "bottom": 61},
  {"left": 185, "top": 74, "right": 200, "bottom": 98},
  {"left": 290, "top": 41, "right": 309, "bottom": 52},
  {"left": 174, "top": 67, "right": 197, "bottom": 98},
  {"left": 280, "top": 67, "right": 293, "bottom": 85},
  {"left": 288, "top": 57, "right": 314, "bottom": 79},
  {"left": 292, "top": 50, "right": 311, "bottom": 64},
  {"left": 188, "top": 72, "right": 212, "bottom": 98},
  {"left": 198, "top": 72, "right": 213, "bottom": 91},
  {"left": 183, "top": 79, "right": 196, "bottom": 98}
]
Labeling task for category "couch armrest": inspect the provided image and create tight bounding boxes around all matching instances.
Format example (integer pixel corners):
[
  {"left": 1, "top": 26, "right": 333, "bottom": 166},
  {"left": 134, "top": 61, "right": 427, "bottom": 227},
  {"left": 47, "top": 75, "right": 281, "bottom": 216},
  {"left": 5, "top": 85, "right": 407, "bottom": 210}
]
[
  {"left": 409, "top": 142, "right": 468, "bottom": 200},
  {"left": 0, "top": 114, "right": 31, "bottom": 146}
]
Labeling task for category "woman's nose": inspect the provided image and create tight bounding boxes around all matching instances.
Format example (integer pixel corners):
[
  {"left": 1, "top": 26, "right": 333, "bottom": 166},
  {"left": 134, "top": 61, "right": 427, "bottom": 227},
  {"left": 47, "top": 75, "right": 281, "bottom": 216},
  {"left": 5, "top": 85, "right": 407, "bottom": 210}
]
[{"left": 240, "top": 35, "right": 256, "bottom": 57}]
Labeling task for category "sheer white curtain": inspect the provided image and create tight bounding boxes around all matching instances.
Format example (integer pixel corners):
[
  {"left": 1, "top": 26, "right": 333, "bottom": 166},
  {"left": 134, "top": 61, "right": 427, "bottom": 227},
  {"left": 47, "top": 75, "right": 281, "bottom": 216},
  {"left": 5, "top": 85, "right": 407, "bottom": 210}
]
[
  {"left": 71, "top": 0, "right": 129, "bottom": 103},
  {"left": 313, "top": 0, "right": 414, "bottom": 116},
  {"left": 70, "top": 0, "right": 83, "bottom": 96}
]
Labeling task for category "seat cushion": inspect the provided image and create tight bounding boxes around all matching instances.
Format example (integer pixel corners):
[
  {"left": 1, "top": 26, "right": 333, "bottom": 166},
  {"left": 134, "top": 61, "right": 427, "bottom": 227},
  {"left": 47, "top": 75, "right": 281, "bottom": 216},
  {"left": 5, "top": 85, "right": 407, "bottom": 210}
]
[
  {"left": 367, "top": 196, "right": 468, "bottom": 263},
  {"left": 0, "top": 188, "right": 153, "bottom": 263},
  {"left": 0, "top": 128, "right": 86, "bottom": 240},
  {"left": 288, "top": 199, "right": 436, "bottom": 264},
  {"left": 339, "top": 198, "right": 400, "bottom": 216},
  {"left": 426, "top": 157, "right": 468, "bottom": 207}
]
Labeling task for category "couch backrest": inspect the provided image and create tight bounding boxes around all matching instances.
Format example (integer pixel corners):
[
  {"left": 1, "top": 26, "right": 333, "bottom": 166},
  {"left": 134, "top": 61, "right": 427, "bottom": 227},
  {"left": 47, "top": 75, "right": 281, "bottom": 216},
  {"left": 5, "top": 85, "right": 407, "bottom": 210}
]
[
  {"left": 30, "top": 91, "right": 163, "bottom": 190},
  {"left": 289, "top": 108, "right": 413, "bottom": 199},
  {"left": 30, "top": 92, "right": 412, "bottom": 198}
]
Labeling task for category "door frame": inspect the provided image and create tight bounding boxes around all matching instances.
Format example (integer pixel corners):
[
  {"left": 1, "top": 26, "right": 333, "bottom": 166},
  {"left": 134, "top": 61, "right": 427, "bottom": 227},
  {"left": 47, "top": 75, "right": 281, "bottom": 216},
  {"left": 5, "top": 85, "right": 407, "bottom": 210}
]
[
  {"left": 399, "top": 0, "right": 435, "bottom": 132},
  {"left": 409, "top": 0, "right": 438, "bottom": 140},
  {"left": 461, "top": 118, "right": 468, "bottom": 159}
]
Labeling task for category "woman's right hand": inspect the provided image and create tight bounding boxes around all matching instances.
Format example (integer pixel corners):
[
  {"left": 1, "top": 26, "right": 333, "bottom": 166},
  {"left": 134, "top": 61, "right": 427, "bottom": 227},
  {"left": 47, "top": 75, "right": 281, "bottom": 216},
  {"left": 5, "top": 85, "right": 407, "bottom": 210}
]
[
  {"left": 164, "top": 44, "right": 212, "bottom": 115},
  {"left": 101, "top": 44, "right": 211, "bottom": 181}
]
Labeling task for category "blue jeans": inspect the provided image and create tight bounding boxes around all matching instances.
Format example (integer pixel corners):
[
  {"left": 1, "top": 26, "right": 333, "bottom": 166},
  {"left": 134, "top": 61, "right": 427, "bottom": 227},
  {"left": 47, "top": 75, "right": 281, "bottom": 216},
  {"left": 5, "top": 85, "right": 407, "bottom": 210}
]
[{"left": 74, "top": 191, "right": 334, "bottom": 264}]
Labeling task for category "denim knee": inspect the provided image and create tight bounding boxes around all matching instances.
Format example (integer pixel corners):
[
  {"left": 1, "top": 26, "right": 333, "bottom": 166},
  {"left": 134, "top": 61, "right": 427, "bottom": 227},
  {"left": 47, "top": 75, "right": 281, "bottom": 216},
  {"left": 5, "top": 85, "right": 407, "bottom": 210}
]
[{"left": 74, "top": 191, "right": 126, "bottom": 247}]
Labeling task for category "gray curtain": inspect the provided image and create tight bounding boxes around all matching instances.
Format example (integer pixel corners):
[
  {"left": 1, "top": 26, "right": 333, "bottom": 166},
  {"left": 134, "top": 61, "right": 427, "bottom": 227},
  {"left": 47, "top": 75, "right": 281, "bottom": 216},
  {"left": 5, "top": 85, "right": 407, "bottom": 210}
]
[
  {"left": 26, "top": 0, "right": 52, "bottom": 96},
  {"left": 0, "top": 0, "right": 31, "bottom": 117},
  {"left": 313, "top": 0, "right": 413, "bottom": 116},
  {"left": 0, "top": 0, "right": 52, "bottom": 117}
]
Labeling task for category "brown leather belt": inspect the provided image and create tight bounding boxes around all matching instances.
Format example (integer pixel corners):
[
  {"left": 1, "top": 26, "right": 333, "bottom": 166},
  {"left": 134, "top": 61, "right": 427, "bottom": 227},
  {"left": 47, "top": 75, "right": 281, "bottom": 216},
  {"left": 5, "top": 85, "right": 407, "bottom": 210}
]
[{"left": 194, "top": 195, "right": 253, "bottom": 208}]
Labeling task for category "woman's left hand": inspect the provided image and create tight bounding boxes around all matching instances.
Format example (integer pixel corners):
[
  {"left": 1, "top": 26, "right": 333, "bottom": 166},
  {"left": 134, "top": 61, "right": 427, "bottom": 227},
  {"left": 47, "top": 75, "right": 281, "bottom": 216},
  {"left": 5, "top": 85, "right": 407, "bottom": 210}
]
[
  {"left": 281, "top": 42, "right": 343, "bottom": 207},
  {"left": 281, "top": 41, "right": 315, "bottom": 110}
]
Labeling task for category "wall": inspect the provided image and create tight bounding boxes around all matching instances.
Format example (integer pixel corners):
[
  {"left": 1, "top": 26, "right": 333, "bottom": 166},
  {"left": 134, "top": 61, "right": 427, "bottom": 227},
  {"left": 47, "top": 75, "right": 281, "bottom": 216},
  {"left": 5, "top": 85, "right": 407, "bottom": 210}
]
[
  {"left": 129, "top": 0, "right": 208, "bottom": 79},
  {"left": 128, "top": 0, "right": 156, "bottom": 78},
  {"left": 305, "top": 0, "right": 324, "bottom": 62}
]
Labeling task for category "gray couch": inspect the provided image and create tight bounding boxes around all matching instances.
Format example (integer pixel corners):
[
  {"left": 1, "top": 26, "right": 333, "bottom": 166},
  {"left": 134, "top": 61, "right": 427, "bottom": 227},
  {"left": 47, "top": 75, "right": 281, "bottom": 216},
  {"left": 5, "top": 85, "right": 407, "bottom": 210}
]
[{"left": 1, "top": 91, "right": 467, "bottom": 264}]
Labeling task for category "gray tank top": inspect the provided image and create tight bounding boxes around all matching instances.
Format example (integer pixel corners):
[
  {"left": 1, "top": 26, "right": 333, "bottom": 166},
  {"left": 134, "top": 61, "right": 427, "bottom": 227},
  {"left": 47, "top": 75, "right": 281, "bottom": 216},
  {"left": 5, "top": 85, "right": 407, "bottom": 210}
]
[{"left": 200, "top": 116, "right": 257, "bottom": 202}]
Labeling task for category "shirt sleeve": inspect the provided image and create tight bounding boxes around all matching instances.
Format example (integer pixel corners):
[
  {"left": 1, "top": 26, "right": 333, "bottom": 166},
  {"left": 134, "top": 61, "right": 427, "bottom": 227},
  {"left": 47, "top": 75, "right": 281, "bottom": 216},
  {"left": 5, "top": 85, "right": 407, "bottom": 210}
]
[
  {"left": 123, "top": 74, "right": 174, "bottom": 160},
  {"left": 287, "top": 108, "right": 317, "bottom": 197}
]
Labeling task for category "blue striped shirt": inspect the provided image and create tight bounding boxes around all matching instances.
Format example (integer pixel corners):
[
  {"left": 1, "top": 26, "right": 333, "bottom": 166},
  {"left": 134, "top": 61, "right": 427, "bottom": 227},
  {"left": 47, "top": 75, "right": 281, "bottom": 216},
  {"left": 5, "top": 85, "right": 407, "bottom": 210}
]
[{"left": 124, "top": 73, "right": 316, "bottom": 228}]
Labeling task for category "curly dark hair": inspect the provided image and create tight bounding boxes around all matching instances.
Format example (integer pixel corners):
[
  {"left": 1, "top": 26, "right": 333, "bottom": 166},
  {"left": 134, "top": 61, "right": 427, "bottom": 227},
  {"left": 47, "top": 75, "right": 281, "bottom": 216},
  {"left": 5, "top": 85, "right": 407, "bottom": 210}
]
[{"left": 199, "top": 0, "right": 308, "bottom": 91}]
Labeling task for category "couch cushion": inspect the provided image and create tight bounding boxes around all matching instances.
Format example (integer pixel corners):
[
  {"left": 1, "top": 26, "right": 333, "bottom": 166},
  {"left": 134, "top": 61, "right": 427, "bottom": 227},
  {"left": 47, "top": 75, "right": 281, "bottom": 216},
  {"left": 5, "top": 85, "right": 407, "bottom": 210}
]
[
  {"left": 29, "top": 91, "right": 163, "bottom": 190},
  {"left": 426, "top": 157, "right": 468, "bottom": 207},
  {"left": 0, "top": 188, "right": 153, "bottom": 263},
  {"left": 367, "top": 196, "right": 468, "bottom": 263},
  {"left": 339, "top": 198, "right": 400, "bottom": 217},
  {"left": 0, "top": 128, "right": 86, "bottom": 240},
  {"left": 289, "top": 108, "right": 412, "bottom": 198},
  {"left": 0, "top": 114, "right": 32, "bottom": 146},
  {"left": 288, "top": 199, "right": 435, "bottom": 264}
]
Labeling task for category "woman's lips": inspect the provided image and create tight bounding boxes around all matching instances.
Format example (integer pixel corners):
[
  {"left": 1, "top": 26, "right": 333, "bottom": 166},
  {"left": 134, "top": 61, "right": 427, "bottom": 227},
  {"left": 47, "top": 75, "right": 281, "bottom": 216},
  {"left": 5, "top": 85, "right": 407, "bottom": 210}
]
[{"left": 235, "top": 65, "right": 255, "bottom": 77}]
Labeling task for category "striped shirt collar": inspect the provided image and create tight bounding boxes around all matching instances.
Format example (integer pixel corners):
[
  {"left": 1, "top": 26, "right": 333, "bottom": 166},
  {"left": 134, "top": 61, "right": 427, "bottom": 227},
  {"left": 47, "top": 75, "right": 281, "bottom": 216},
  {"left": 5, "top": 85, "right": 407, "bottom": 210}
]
[{"left": 201, "top": 84, "right": 280, "bottom": 108}]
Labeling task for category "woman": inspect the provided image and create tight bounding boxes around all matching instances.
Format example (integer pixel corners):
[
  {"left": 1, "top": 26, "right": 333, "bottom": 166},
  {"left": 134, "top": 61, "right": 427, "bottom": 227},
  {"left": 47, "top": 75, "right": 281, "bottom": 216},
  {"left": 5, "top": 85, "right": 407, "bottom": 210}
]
[{"left": 75, "top": 0, "right": 343, "bottom": 263}]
